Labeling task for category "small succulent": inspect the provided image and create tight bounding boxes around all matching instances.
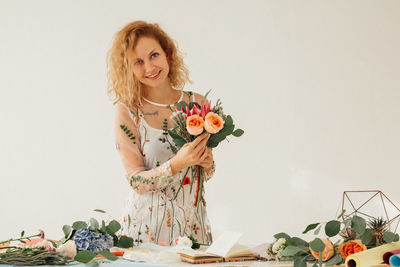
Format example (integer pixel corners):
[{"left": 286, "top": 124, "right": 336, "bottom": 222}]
[{"left": 368, "top": 217, "right": 388, "bottom": 232}]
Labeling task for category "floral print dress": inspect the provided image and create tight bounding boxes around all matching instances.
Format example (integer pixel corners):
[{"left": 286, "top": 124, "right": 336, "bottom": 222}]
[{"left": 115, "top": 90, "right": 214, "bottom": 246}]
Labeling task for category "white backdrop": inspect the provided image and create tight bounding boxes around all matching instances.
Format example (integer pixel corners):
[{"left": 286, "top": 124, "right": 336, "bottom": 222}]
[{"left": 1, "top": 0, "right": 400, "bottom": 245}]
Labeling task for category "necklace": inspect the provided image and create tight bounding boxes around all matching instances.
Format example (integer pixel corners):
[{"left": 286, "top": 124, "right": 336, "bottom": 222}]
[{"left": 142, "top": 90, "right": 184, "bottom": 107}]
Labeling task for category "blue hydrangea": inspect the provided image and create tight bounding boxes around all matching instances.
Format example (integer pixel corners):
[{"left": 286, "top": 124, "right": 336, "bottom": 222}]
[{"left": 73, "top": 227, "right": 114, "bottom": 253}]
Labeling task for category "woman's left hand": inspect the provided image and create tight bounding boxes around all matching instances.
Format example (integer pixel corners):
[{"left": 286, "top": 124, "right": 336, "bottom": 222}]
[{"left": 199, "top": 148, "right": 214, "bottom": 171}]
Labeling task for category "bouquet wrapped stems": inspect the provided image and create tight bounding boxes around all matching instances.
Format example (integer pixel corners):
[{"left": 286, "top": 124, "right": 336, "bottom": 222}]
[{"left": 193, "top": 165, "right": 204, "bottom": 208}]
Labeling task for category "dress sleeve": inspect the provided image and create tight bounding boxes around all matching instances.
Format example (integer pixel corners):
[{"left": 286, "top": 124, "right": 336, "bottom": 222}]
[{"left": 114, "top": 104, "right": 177, "bottom": 194}]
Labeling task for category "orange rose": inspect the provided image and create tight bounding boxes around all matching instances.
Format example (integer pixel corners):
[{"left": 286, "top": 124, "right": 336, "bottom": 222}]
[
  {"left": 338, "top": 240, "right": 367, "bottom": 259},
  {"left": 310, "top": 238, "right": 334, "bottom": 261},
  {"left": 204, "top": 112, "right": 224, "bottom": 134},
  {"left": 186, "top": 115, "right": 204, "bottom": 136}
]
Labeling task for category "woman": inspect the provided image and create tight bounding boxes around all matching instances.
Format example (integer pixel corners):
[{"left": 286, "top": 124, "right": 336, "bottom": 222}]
[{"left": 106, "top": 21, "right": 215, "bottom": 246}]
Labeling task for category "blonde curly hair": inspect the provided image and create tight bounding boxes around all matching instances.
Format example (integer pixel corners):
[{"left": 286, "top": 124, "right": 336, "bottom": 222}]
[{"left": 106, "top": 21, "right": 191, "bottom": 110}]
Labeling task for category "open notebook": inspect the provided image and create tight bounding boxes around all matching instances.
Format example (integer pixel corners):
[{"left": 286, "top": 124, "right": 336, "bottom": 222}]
[{"left": 177, "top": 231, "right": 258, "bottom": 264}]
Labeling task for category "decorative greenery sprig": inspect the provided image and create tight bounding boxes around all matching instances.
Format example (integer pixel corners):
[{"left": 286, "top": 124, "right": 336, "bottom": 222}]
[
  {"left": 61, "top": 209, "right": 133, "bottom": 264},
  {"left": 0, "top": 247, "right": 70, "bottom": 265},
  {"left": 273, "top": 211, "right": 400, "bottom": 267},
  {"left": 0, "top": 230, "right": 70, "bottom": 266}
]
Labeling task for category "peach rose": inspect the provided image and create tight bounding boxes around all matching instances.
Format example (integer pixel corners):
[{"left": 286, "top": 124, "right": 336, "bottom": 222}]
[
  {"left": 56, "top": 240, "right": 77, "bottom": 259},
  {"left": 310, "top": 238, "right": 334, "bottom": 261},
  {"left": 338, "top": 240, "right": 367, "bottom": 259},
  {"left": 186, "top": 115, "right": 204, "bottom": 136},
  {"left": 204, "top": 112, "right": 224, "bottom": 134}
]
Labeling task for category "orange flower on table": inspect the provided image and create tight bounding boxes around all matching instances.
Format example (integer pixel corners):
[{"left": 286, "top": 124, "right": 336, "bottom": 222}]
[
  {"left": 338, "top": 239, "right": 367, "bottom": 259},
  {"left": 204, "top": 112, "right": 224, "bottom": 134},
  {"left": 186, "top": 115, "right": 204, "bottom": 136},
  {"left": 310, "top": 238, "right": 334, "bottom": 261}
]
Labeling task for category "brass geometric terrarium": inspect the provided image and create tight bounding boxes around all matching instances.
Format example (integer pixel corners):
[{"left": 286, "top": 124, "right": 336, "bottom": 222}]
[{"left": 341, "top": 190, "right": 400, "bottom": 233}]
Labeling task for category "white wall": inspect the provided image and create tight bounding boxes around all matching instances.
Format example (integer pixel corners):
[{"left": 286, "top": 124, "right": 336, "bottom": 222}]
[{"left": 1, "top": 0, "right": 399, "bottom": 245}]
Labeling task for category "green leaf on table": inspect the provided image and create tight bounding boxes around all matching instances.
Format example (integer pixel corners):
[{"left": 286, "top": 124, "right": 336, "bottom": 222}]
[
  {"left": 98, "top": 251, "right": 118, "bottom": 261},
  {"left": 72, "top": 221, "right": 88, "bottom": 230},
  {"left": 107, "top": 220, "right": 121, "bottom": 234},
  {"left": 281, "top": 246, "right": 304, "bottom": 257},
  {"left": 118, "top": 236, "right": 133, "bottom": 248},
  {"left": 89, "top": 218, "right": 100, "bottom": 229},
  {"left": 337, "top": 209, "right": 346, "bottom": 219},
  {"left": 312, "top": 264, "right": 318, "bottom": 267},
  {"left": 325, "top": 220, "right": 341, "bottom": 237},
  {"left": 384, "top": 231, "right": 396, "bottom": 243},
  {"left": 361, "top": 228, "right": 373, "bottom": 245},
  {"left": 394, "top": 234, "right": 399, "bottom": 242},
  {"left": 232, "top": 129, "right": 244, "bottom": 137},
  {"left": 310, "top": 238, "right": 325, "bottom": 253},
  {"left": 93, "top": 209, "right": 106, "bottom": 213},
  {"left": 351, "top": 216, "right": 366, "bottom": 235},
  {"left": 293, "top": 256, "right": 307, "bottom": 267},
  {"left": 314, "top": 225, "right": 322, "bottom": 235},
  {"left": 74, "top": 250, "right": 96, "bottom": 263},
  {"left": 325, "top": 254, "right": 344, "bottom": 266},
  {"left": 62, "top": 225, "right": 72, "bottom": 238},
  {"left": 273, "top": 232, "right": 291, "bottom": 239},
  {"left": 303, "top": 223, "right": 320, "bottom": 234},
  {"left": 20, "top": 230, "right": 24, "bottom": 237},
  {"left": 287, "top": 237, "right": 309, "bottom": 247}
]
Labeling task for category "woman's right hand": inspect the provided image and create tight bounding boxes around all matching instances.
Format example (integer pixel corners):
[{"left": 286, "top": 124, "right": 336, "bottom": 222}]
[{"left": 170, "top": 133, "right": 210, "bottom": 175}]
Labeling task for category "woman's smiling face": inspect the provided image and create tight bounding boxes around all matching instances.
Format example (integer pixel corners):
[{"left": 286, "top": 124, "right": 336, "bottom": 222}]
[{"left": 132, "top": 36, "right": 170, "bottom": 89}]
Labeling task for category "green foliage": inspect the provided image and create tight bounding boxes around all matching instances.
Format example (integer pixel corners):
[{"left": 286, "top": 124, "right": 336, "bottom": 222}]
[
  {"left": 118, "top": 236, "right": 133, "bottom": 248},
  {"left": 93, "top": 209, "right": 106, "bottom": 213},
  {"left": 384, "top": 231, "right": 396, "bottom": 243},
  {"left": 72, "top": 221, "right": 88, "bottom": 230},
  {"left": 89, "top": 218, "right": 99, "bottom": 229},
  {"left": 303, "top": 223, "right": 320, "bottom": 234},
  {"left": 351, "top": 215, "right": 366, "bottom": 235},
  {"left": 309, "top": 238, "right": 325, "bottom": 253},
  {"left": 62, "top": 210, "right": 133, "bottom": 251},
  {"left": 107, "top": 220, "right": 121, "bottom": 234},
  {"left": 293, "top": 256, "right": 307, "bottom": 267},
  {"left": 74, "top": 250, "right": 96, "bottom": 263},
  {"left": 189, "top": 235, "right": 200, "bottom": 249},
  {"left": 62, "top": 225, "right": 72, "bottom": 238},
  {"left": 361, "top": 228, "right": 373, "bottom": 245},
  {"left": 97, "top": 251, "right": 118, "bottom": 261},
  {"left": 281, "top": 246, "right": 305, "bottom": 257},
  {"left": 337, "top": 209, "right": 346, "bottom": 219},
  {"left": 325, "top": 220, "right": 341, "bottom": 237},
  {"left": 325, "top": 254, "right": 344, "bottom": 266},
  {"left": 286, "top": 237, "right": 309, "bottom": 247},
  {"left": 274, "top": 232, "right": 291, "bottom": 239}
]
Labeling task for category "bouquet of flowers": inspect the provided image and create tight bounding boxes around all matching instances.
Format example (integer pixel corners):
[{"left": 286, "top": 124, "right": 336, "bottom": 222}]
[
  {"left": 268, "top": 210, "right": 400, "bottom": 267},
  {"left": 168, "top": 91, "right": 244, "bottom": 207},
  {"left": 0, "top": 209, "right": 133, "bottom": 265}
]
